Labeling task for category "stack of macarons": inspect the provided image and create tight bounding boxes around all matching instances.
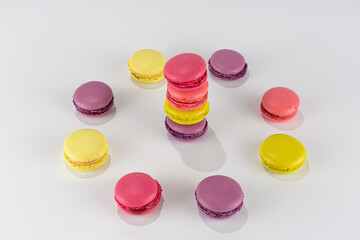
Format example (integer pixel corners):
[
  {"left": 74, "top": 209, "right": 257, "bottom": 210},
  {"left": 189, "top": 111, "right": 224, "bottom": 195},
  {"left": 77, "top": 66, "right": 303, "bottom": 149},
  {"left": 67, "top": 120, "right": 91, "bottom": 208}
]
[{"left": 163, "top": 53, "right": 210, "bottom": 141}]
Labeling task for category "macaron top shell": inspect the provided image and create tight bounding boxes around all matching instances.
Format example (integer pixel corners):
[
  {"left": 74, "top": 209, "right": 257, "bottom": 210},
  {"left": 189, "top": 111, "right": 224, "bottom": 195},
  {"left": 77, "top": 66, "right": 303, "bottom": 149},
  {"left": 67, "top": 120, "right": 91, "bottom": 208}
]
[
  {"left": 128, "top": 49, "right": 165, "bottom": 77},
  {"left": 164, "top": 53, "right": 207, "bottom": 89},
  {"left": 115, "top": 172, "right": 158, "bottom": 208},
  {"left": 260, "top": 134, "right": 306, "bottom": 173},
  {"left": 64, "top": 129, "right": 108, "bottom": 163},
  {"left": 209, "top": 49, "right": 246, "bottom": 75},
  {"left": 261, "top": 87, "right": 300, "bottom": 118},
  {"left": 73, "top": 81, "right": 113, "bottom": 110},
  {"left": 196, "top": 175, "right": 244, "bottom": 213}
]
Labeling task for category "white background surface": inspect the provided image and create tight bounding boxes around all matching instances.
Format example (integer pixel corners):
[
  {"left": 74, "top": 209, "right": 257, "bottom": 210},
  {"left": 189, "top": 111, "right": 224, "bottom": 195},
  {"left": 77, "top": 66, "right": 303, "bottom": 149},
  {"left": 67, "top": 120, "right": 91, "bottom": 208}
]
[{"left": 1, "top": 0, "right": 359, "bottom": 239}]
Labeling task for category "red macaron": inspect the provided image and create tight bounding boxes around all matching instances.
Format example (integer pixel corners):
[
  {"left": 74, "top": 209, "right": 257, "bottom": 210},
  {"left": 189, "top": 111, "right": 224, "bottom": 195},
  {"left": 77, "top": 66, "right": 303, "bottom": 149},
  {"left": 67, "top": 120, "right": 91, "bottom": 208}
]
[{"left": 260, "top": 87, "right": 300, "bottom": 122}]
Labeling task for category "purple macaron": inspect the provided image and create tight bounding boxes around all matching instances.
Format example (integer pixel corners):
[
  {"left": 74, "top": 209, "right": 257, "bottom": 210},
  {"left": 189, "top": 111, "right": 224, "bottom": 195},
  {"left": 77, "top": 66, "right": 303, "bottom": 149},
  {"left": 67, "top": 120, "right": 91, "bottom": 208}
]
[
  {"left": 195, "top": 175, "right": 244, "bottom": 219},
  {"left": 73, "top": 81, "right": 114, "bottom": 116},
  {"left": 165, "top": 117, "right": 208, "bottom": 141},
  {"left": 208, "top": 49, "right": 248, "bottom": 80}
]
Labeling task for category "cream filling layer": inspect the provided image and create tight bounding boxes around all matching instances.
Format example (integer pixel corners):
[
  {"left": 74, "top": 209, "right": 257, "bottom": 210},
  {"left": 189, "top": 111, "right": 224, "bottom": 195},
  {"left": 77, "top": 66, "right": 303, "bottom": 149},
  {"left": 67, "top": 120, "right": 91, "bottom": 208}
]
[{"left": 65, "top": 154, "right": 104, "bottom": 166}]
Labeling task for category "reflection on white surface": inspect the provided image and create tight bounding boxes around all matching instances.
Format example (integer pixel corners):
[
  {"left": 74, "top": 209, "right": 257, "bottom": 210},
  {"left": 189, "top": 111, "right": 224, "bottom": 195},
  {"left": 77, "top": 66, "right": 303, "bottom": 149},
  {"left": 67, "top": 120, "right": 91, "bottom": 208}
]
[
  {"left": 262, "top": 158, "right": 310, "bottom": 182},
  {"left": 199, "top": 205, "right": 248, "bottom": 233},
  {"left": 117, "top": 197, "right": 164, "bottom": 226},
  {"left": 168, "top": 128, "right": 226, "bottom": 172},
  {"left": 75, "top": 106, "right": 117, "bottom": 126},
  {"left": 130, "top": 76, "right": 166, "bottom": 90},
  {"left": 209, "top": 71, "right": 249, "bottom": 88},
  {"left": 262, "top": 110, "right": 304, "bottom": 131},
  {"left": 65, "top": 155, "right": 111, "bottom": 178}
]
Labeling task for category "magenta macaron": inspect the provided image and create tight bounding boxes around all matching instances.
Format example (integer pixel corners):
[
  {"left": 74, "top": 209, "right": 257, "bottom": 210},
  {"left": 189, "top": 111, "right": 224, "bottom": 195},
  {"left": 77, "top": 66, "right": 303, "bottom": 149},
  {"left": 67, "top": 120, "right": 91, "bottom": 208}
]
[
  {"left": 195, "top": 175, "right": 244, "bottom": 219},
  {"left": 115, "top": 172, "right": 162, "bottom": 215},
  {"left": 164, "top": 53, "right": 207, "bottom": 90},
  {"left": 261, "top": 87, "right": 300, "bottom": 122},
  {"left": 165, "top": 116, "right": 208, "bottom": 141},
  {"left": 208, "top": 49, "right": 248, "bottom": 80},
  {"left": 73, "top": 81, "right": 114, "bottom": 116}
]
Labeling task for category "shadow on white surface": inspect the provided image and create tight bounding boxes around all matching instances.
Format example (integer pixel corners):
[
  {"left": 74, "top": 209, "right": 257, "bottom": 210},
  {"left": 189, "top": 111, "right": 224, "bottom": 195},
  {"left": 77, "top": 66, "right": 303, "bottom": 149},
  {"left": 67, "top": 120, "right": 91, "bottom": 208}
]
[
  {"left": 209, "top": 71, "right": 249, "bottom": 88},
  {"left": 199, "top": 205, "right": 248, "bottom": 233},
  {"left": 262, "top": 110, "right": 304, "bottom": 131},
  {"left": 262, "top": 159, "right": 310, "bottom": 182},
  {"left": 65, "top": 155, "right": 111, "bottom": 178},
  {"left": 130, "top": 76, "right": 166, "bottom": 90},
  {"left": 168, "top": 128, "right": 226, "bottom": 172},
  {"left": 75, "top": 106, "right": 117, "bottom": 126},
  {"left": 117, "top": 197, "right": 164, "bottom": 226}
]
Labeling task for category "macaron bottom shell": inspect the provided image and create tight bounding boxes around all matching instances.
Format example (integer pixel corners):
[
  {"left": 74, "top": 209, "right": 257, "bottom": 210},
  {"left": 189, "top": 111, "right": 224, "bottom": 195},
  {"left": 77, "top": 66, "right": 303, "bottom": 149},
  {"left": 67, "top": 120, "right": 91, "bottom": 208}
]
[
  {"left": 64, "top": 150, "right": 108, "bottom": 171},
  {"left": 130, "top": 71, "right": 164, "bottom": 83},
  {"left": 196, "top": 197, "right": 243, "bottom": 219},
  {"left": 261, "top": 155, "right": 305, "bottom": 174},
  {"left": 260, "top": 103, "right": 297, "bottom": 122},
  {"left": 74, "top": 98, "right": 114, "bottom": 117},
  {"left": 208, "top": 61, "right": 248, "bottom": 80},
  {"left": 167, "top": 71, "right": 207, "bottom": 90}
]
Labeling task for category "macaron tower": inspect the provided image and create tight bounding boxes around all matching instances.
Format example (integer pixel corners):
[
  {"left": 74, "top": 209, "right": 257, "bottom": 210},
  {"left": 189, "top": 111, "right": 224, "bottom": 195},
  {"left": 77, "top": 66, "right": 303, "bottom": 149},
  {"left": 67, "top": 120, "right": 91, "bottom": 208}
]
[{"left": 164, "top": 53, "right": 210, "bottom": 141}]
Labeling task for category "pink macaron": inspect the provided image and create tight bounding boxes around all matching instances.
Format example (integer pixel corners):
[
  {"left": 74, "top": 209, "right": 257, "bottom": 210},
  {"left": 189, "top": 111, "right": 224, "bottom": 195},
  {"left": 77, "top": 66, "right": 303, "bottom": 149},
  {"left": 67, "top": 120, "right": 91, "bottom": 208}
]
[
  {"left": 73, "top": 81, "right": 114, "bottom": 116},
  {"left": 166, "top": 81, "right": 208, "bottom": 111},
  {"left": 261, "top": 87, "right": 300, "bottom": 122},
  {"left": 164, "top": 53, "right": 207, "bottom": 90},
  {"left": 114, "top": 172, "right": 162, "bottom": 215}
]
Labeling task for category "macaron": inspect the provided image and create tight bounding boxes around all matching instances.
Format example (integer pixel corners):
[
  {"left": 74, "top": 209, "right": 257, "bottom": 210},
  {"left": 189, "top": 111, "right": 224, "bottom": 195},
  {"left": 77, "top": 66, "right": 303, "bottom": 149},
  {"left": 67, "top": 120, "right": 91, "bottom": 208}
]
[
  {"left": 164, "top": 99, "right": 210, "bottom": 125},
  {"left": 64, "top": 129, "right": 108, "bottom": 171},
  {"left": 164, "top": 53, "right": 207, "bottom": 90},
  {"left": 195, "top": 175, "right": 244, "bottom": 219},
  {"left": 166, "top": 81, "right": 208, "bottom": 111},
  {"left": 260, "top": 134, "right": 306, "bottom": 174},
  {"left": 128, "top": 49, "right": 166, "bottom": 83},
  {"left": 73, "top": 81, "right": 114, "bottom": 116},
  {"left": 165, "top": 116, "right": 208, "bottom": 141},
  {"left": 208, "top": 49, "right": 248, "bottom": 80},
  {"left": 115, "top": 172, "right": 162, "bottom": 215},
  {"left": 261, "top": 87, "right": 300, "bottom": 122}
]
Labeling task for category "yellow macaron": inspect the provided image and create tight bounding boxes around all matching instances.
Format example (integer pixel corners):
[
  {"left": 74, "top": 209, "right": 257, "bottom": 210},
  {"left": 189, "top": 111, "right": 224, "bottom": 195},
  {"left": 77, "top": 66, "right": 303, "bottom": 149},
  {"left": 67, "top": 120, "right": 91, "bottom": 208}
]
[
  {"left": 128, "top": 49, "right": 166, "bottom": 83},
  {"left": 164, "top": 99, "right": 210, "bottom": 125},
  {"left": 64, "top": 129, "right": 108, "bottom": 171},
  {"left": 259, "top": 134, "right": 306, "bottom": 174}
]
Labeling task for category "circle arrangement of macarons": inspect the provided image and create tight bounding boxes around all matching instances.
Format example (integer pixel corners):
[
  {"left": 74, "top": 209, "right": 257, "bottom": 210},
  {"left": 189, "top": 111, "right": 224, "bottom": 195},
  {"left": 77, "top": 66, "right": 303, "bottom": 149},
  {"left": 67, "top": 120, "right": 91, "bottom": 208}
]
[{"left": 63, "top": 48, "right": 307, "bottom": 220}]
